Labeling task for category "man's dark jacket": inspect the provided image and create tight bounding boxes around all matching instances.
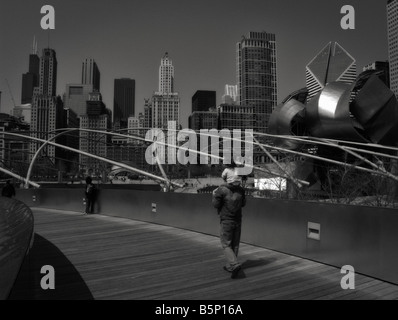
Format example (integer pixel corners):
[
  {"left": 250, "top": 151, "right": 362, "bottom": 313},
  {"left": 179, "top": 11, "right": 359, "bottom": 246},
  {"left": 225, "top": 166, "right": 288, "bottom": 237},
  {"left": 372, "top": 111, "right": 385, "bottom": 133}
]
[{"left": 212, "top": 184, "right": 246, "bottom": 221}]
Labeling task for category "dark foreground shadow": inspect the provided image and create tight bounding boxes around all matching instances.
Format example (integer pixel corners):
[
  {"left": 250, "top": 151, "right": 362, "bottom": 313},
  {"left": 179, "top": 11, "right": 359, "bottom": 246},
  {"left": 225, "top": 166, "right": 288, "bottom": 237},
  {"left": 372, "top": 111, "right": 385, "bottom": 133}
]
[
  {"left": 231, "top": 258, "right": 276, "bottom": 280},
  {"left": 8, "top": 234, "right": 94, "bottom": 300},
  {"left": 241, "top": 258, "right": 275, "bottom": 270}
]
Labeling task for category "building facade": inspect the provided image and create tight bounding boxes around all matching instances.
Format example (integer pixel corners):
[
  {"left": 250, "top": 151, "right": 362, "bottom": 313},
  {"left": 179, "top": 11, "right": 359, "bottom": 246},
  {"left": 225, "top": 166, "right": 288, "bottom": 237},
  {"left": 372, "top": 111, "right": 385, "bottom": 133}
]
[
  {"left": 63, "top": 84, "right": 93, "bottom": 117},
  {"left": 0, "top": 127, "right": 3, "bottom": 169},
  {"left": 30, "top": 48, "right": 63, "bottom": 165},
  {"left": 192, "top": 90, "right": 216, "bottom": 113},
  {"left": 222, "top": 85, "right": 238, "bottom": 105},
  {"left": 0, "top": 114, "right": 30, "bottom": 175},
  {"left": 218, "top": 104, "right": 255, "bottom": 131},
  {"left": 21, "top": 47, "right": 40, "bottom": 104},
  {"left": 13, "top": 104, "right": 32, "bottom": 124},
  {"left": 188, "top": 110, "right": 218, "bottom": 131},
  {"left": 127, "top": 116, "right": 141, "bottom": 144},
  {"left": 38, "top": 48, "right": 57, "bottom": 97},
  {"left": 113, "top": 78, "right": 136, "bottom": 130},
  {"left": 306, "top": 42, "right": 357, "bottom": 101},
  {"left": 143, "top": 98, "right": 152, "bottom": 130},
  {"left": 151, "top": 53, "right": 180, "bottom": 129},
  {"left": 152, "top": 94, "right": 180, "bottom": 129},
  {"left": 79, "top": 92, "right": 111, "bottom": 174},
  {"left": 236, "top": 31, "right": 277, "bottom": 133},
  {"left": 159, "top": 52, "right": 174, "bottom": 94},
  {"left": 82, "top": 58, "right": 100, "bottom": 92},
  {"left": 388, "top": 0, "right": 398, "bottom": 96}
]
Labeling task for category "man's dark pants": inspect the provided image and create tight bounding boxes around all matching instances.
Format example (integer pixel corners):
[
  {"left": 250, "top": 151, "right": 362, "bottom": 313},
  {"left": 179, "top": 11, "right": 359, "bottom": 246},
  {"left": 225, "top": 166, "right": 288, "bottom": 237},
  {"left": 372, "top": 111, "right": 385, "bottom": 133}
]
[{"left": 220, "top": 220, "right": 241, "bottom": 271}]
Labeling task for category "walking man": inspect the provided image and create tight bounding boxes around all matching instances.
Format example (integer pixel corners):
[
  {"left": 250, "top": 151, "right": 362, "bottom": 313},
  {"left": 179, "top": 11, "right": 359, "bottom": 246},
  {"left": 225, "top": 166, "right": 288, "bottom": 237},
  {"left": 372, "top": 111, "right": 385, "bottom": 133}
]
[{"left": 212, "top": 177, "right": 246, "bottom": 279}]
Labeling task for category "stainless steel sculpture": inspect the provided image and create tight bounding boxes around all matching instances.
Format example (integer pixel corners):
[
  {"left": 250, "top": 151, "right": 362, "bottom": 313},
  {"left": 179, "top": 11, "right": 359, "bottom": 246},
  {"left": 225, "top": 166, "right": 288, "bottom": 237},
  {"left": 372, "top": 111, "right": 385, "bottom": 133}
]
[
  {"left": 350, "top": 74, "right": 398, "bottom": 145},
  {"left": 306, "top": 81, "right": 368, "bottom": 142},
  {"left": 270, "top": 73, "right": 398, "bottom": 148},
  {"left": 268, "top": 98, "right": 306, "bottom": 150}
]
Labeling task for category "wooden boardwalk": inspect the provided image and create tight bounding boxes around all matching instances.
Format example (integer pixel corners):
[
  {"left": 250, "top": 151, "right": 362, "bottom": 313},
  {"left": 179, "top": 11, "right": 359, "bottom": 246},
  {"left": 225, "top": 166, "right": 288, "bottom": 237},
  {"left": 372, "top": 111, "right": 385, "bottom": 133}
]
[{"left": 9, "top": 207, "right": 398, "bottom": 300}]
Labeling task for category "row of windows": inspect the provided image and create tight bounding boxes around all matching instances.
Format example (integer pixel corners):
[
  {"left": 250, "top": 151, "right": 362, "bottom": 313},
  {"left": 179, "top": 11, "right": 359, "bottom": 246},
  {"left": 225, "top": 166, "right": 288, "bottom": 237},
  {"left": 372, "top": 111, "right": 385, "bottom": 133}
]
[{"left": 242, "top": 52, "right": 276, "bottom": 61}]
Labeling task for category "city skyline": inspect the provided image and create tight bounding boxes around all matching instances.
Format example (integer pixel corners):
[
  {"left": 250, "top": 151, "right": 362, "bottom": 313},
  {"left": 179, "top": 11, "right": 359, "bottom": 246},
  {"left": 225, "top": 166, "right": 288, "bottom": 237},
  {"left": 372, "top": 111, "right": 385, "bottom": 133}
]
[{"left": 0, "top": 0, "right": 389, "bottom": 128}]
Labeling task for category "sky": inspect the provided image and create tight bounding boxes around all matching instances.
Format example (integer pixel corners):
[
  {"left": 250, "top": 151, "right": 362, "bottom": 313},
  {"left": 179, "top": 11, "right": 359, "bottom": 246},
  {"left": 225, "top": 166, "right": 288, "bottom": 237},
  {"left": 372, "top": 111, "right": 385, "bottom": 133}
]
[{"left": 0, "top": 0, "right": 389, "bottom": 128}]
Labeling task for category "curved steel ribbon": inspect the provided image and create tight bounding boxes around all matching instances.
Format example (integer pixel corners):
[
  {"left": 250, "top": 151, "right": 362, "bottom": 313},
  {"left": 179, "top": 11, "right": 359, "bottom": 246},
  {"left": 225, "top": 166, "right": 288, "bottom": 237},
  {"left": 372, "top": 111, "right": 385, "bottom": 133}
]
[
  {"left": 305, "top": 81, "right": 368, "bottom": 142},
  {"left": 350, "top": 75, "right": 398, "bottom": 145},
  {"left": 270, "top": 73, "right": 398, "bottom": 148},
  {"left": 269, "top": 98, "right": 306, "bottom": 150}
]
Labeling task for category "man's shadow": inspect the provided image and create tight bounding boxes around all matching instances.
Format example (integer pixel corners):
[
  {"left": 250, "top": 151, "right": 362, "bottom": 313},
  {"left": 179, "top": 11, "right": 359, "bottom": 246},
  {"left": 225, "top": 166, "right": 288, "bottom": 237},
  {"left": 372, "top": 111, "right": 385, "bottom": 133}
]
[
  {"left": 235, "top": 258, "right": 276, "bottom": 279},
  {"left": 8, "top": 234, "right": 94, "bottom": 300}
]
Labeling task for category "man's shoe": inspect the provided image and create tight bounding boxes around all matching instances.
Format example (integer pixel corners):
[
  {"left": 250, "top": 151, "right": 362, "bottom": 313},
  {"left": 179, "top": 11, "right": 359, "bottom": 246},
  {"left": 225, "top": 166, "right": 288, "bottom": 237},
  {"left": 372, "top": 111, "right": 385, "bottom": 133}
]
[
  {"left": 223, "top": 266, "right": 232, "bottom": 273},
  {"left": 231, "top": 265, "right": 241, "bottom": 279}
]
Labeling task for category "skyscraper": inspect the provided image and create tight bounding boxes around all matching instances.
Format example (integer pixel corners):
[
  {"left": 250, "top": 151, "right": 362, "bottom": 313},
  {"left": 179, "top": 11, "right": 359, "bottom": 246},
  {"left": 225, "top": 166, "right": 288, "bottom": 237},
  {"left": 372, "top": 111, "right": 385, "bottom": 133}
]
[
  {"left": 143, "top": 98, "right": 152, "bottom": 129},
  {"left": 188, "top": 110, "right": 218, "bottom": 131},
  {"left": 64, "top": 58, "right": 101, "bottom": 118},
  {"left": 30, "top": 48, "right": 63, "bottom": 164},
  {"left": 127, "top": 116, "right": 141, "bottom": 144},
  {"left": 113, "top": 78, "right": 136, "bottom": 130},
  {"left": 0, "top": 127, "right": 4, "bottom": 168},
  {"left": 388, "top": 0, "right": 398, "bottom": 96},
  {"left": 192, "top": 90, "right": 216, "bottom": 113},
  {"left": 38, "top": 48, "right": 58, "bottom": 97},
  {"left": 80, "top": 92, "right": 111, "bottom": 173},
  {"left": 159, "top": 52, "right": 174, "bottom": 94},
  {"left": 222, "top": 85, "right": 238, "bottom": 105},
  {"left": 236, "top": 31, "right": 278, "bottom": 133},
  {"left": 151, "top": 53, "right": 180, "bottom": 129},
  {"left": 21, "top": 39, "right": 40, "bottom": 104},
  {"left": 218, "top": 104, "right": 255, "bottom": 131},
  {"left": 306, "top": 42, "right": 357, "bottom": 101},
  {"left": 63, "top": 84, "right": 93, "bottom": 116},
  {"left": 82, "top": 58, "right": 100, "bottom": 92}
]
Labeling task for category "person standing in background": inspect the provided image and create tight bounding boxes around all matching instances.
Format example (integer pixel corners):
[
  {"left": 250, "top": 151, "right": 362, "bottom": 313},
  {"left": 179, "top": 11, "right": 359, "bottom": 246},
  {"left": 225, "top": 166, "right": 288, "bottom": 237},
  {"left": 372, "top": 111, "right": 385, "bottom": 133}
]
[{"left": 84, "top": 176, "right": 96, "bottom": 214}]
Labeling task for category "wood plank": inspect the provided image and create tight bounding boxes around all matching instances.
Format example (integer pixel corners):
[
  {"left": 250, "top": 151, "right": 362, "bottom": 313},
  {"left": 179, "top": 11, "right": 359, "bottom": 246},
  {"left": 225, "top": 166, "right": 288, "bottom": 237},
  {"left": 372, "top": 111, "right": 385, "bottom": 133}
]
[{"left": 8, "top": 207, "right": 398, "bottom": 300}]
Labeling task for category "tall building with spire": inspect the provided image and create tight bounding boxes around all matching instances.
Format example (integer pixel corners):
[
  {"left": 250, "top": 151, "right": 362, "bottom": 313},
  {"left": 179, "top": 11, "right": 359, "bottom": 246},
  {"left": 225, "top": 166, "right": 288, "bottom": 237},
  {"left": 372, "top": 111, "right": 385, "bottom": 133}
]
[
  {"left": 30, "top": 48, "right": 63, "bottom": 165},
  {"left": 151, "top": 53, "right": 180, "bottom": 129},
  {"left": 306, "top": 42, "right": 357, "bottom": 101},
  {"left": 21, "top": 38, "right": 40, "bottom": 104},
  {"left": 388, "top": 0, "right": 398, "bottom": 96},
  {"left": 159, "top": 52, "right": 174, "bottom": 94},
  {"left": 236, "top": 31, "right": 278, "bottom": 133}
]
